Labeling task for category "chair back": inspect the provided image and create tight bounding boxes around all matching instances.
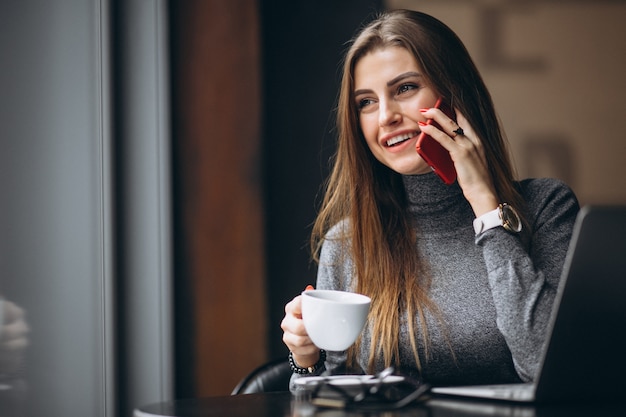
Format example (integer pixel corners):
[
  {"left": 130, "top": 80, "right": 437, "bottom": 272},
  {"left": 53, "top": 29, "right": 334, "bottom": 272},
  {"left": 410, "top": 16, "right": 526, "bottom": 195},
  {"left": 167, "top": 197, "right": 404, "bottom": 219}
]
[{"left": 231, "top": 358, "right": 292, "bottom": 395}]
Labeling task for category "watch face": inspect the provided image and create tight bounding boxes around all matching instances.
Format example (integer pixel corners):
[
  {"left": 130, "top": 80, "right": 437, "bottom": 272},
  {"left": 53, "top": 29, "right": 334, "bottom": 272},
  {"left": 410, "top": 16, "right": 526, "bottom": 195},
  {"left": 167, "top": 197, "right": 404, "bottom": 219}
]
[{"left": 501, "top": 204, "right": 522, "bottom": 233}]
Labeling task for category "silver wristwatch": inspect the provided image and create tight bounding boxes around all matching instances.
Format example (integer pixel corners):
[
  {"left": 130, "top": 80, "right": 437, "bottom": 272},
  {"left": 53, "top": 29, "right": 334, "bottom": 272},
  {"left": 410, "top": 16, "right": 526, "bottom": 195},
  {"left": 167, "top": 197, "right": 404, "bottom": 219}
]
[{"left": 473, "top": 203, "right": 522, "bottom": 235}]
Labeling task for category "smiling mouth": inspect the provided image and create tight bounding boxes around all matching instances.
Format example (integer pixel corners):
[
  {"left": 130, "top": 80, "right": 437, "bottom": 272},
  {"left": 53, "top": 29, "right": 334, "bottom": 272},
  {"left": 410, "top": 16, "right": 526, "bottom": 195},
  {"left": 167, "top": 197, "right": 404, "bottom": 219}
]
[{"left": 386, "top": 131, "right": 419, "bottom": 147}]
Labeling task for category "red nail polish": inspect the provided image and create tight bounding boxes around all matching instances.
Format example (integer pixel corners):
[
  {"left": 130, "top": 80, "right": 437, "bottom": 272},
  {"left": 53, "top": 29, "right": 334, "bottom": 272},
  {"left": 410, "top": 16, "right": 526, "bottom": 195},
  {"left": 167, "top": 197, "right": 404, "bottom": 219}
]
[
  {"left": 419, "top": 108, "right": 429, "bottom": 113},
  {"left": 305, "top": 285, "right": 314, "bottom": 291},
  {"left": 418, "top": 121, "right": 427, "bottom": 126}
]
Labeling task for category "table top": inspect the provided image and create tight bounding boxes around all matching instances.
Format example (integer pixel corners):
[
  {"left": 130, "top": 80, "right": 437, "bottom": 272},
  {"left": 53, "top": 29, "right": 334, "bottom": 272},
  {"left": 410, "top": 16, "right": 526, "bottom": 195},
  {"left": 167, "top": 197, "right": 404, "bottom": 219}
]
[{"left": 135, "top": 391, "right": 626, "bottom": 417}]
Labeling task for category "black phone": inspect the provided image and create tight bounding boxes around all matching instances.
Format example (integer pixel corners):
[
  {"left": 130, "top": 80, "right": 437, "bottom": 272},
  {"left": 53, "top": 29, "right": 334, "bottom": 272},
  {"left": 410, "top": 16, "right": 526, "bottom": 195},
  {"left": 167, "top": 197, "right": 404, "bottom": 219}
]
[{"left": 415, "top": 98, "right": 457, "bottom": 185}]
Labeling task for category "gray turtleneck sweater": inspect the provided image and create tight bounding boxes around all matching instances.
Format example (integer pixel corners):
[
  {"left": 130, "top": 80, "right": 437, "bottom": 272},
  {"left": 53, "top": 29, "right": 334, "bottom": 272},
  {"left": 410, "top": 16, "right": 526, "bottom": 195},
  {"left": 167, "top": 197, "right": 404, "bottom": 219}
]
[{"left": 297, "top": 172, "right": 579, "bottom": 387}]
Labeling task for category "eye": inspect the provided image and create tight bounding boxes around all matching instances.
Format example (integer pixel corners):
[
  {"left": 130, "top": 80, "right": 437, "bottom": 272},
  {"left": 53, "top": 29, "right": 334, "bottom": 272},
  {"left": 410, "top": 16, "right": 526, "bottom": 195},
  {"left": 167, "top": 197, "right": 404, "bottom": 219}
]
[
  {"left": 357, "top": 98, "right": 377, "bottom": 112},
  {"left": 397, "top": 83, "right": 418, "bottom": 95}
]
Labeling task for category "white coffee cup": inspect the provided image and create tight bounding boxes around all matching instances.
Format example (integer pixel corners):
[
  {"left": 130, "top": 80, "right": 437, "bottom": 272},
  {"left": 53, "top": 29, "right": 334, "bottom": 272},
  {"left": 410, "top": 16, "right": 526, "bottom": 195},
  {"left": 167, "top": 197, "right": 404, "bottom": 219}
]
[{"left": 301, "top": 289, "right": 371, "bottom": 351}]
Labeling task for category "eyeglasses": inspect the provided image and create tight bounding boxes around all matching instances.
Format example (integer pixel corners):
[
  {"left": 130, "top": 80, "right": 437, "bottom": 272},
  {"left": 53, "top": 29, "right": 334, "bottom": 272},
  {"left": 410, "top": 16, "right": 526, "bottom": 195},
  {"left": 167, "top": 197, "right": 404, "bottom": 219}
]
[{"left": 299, "top": 367, "right": 431, "bottom": 411}]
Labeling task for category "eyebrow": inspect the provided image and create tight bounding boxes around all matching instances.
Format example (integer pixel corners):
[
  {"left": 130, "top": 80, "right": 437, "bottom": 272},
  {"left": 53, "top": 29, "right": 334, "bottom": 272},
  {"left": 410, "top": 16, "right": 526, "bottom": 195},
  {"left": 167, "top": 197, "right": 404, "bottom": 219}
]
[
  {"left": 353, "top": 71, "right": 424, "bottom": 96},
  {"left": 387, "top": 71, "right": 423, "bottom": 87}
]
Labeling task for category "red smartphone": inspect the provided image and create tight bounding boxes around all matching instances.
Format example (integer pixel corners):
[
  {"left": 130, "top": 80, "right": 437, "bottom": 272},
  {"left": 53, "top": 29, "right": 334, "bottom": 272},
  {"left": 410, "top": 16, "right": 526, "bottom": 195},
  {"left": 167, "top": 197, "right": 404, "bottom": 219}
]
[{"left": 415, "top": 98, "right": 457, "bottom": 185}]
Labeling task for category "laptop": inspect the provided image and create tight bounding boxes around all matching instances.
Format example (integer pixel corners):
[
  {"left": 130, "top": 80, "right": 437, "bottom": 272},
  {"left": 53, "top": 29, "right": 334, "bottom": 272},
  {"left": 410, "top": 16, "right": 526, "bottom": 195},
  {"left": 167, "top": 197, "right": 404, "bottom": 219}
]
[{"left": 432, "top": 205, "right": 626, "bottom": 403}]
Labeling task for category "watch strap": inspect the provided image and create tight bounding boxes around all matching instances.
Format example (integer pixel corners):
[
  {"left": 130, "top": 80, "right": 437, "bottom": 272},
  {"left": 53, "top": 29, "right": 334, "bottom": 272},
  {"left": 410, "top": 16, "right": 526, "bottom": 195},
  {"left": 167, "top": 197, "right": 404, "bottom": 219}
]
[
  {"left": 473, "top": 203, "right": 522, "bottom": 235},
  {"left": 473, "top": 207, "right": 502, "bottom": 235}
]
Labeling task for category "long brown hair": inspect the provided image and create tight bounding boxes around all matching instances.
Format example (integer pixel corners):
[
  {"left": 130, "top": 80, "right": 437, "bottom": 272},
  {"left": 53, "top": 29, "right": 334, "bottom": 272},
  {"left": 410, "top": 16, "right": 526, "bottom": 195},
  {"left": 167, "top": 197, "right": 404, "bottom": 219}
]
[{"left": 311, "top": 9, "right": 524, "bottom": 373}]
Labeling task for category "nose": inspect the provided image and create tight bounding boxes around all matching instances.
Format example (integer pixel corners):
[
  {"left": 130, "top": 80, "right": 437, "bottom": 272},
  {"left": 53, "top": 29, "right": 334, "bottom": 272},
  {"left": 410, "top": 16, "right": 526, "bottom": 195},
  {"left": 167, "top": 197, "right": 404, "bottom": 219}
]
[{"left": 378, "top": 99, "right": 401, "bottom": 127}]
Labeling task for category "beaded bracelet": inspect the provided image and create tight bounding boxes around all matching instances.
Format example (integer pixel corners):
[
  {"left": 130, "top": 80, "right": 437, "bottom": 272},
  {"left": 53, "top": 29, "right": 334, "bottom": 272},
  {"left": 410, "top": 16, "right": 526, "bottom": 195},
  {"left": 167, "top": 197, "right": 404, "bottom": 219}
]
[{"left": 288, "top": 349, "right": 326, "bottom": 374}]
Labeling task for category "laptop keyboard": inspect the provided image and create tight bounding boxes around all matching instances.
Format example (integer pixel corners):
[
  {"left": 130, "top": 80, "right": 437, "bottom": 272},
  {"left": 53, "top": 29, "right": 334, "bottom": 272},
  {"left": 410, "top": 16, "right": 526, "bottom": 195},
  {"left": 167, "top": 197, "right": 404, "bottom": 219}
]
[
  {"left": 466, "top": 383, "right": 535, "bottom": 400},
  {"left": 432, "top": 382, "right": 535, "bottom": 401}
]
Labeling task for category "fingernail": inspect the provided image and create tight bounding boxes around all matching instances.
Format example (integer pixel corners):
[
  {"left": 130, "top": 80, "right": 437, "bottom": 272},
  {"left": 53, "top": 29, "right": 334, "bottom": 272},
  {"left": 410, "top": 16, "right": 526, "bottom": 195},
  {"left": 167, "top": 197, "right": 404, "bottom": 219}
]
[
  {"left": 418, "top": 121, "right": 427, "bottom": 126},
  {"left": 419, "top": 108, "right": 429, "bottom": 113},
  {"left": 305, "top": 285, "right": 314, "bottom": 291}
]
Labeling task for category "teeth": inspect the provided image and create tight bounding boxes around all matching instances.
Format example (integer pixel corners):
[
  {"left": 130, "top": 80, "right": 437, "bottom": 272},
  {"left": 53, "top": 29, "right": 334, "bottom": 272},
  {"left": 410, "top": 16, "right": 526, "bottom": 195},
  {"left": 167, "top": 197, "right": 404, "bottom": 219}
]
[{"left": 386, "top": 132, "right": 416, "bottom": 147}]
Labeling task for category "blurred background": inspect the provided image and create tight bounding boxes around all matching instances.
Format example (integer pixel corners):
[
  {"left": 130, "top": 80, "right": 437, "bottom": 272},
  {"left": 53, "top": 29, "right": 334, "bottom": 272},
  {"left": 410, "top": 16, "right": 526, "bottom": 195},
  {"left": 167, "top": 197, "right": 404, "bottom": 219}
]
[{"left": 0, "top": 0, "right": 624, "bottom": 416}]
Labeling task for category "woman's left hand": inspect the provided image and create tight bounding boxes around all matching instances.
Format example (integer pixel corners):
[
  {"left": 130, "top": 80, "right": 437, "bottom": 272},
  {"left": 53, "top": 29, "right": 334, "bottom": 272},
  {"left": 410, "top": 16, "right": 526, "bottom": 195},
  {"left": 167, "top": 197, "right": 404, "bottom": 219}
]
[{"left": 420, "top": 108, "right": 499, "bottom": 216}]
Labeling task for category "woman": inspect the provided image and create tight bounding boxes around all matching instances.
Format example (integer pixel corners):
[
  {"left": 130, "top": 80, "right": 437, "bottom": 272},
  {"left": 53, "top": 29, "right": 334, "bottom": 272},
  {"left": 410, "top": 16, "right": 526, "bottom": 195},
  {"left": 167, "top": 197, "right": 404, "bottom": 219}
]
[{"left": 281, "top": 9, "right": 579, "bottom": 387}]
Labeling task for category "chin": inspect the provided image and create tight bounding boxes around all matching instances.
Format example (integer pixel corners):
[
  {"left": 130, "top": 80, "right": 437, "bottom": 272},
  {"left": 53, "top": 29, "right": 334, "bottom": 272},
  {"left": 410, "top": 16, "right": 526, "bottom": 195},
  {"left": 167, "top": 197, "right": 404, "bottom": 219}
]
[
  {"left": 389, "top": 163, "right": 431, "bottom": 176},
  {"left": 380, "top": 154, "right": 431, "bottom": 175}
]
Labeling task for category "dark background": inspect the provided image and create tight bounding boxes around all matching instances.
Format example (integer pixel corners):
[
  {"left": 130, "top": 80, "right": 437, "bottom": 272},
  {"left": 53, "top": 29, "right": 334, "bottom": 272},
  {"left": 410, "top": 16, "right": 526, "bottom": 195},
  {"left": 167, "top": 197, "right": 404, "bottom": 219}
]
[
  {"left": 259, "top": 0, "right": 382, "bottom": 360},
  {"left": 170, "top": 0, "right": 383, "bottom": 398}
]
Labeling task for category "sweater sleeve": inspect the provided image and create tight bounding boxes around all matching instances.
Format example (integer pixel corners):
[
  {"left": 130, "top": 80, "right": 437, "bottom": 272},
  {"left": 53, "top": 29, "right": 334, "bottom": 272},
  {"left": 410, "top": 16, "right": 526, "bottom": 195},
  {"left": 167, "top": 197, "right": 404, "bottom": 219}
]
[
  {"left": 315, "top": 222, "right": 360, "bottom": 375},
  {"left": 476, "top": 179, "right": 579, "bottom": 382},
  {"left": 288, "top": 224, "right": 356, "bottom": 392}
]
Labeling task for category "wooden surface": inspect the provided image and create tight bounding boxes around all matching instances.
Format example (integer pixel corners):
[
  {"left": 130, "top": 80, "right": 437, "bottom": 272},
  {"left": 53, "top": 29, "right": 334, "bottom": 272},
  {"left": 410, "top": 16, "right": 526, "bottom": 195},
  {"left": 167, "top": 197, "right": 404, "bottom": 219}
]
[{"left": 170, "top": 0, "right": 267, "bottom": 397}]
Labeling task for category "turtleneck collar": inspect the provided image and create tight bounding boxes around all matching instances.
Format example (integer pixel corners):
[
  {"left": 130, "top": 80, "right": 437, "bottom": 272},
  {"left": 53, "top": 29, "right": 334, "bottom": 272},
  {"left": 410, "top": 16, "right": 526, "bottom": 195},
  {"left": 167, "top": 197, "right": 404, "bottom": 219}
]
[{"left": 401, "top": 171, "right": 468, "bottom": 219}]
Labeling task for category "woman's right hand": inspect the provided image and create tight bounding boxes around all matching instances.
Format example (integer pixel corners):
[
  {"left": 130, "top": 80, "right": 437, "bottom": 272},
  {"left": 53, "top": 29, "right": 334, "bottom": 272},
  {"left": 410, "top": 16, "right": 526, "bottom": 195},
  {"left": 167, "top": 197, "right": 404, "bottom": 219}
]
[{"left": 281, "top": 286, "right": 320, "bottom": 368}]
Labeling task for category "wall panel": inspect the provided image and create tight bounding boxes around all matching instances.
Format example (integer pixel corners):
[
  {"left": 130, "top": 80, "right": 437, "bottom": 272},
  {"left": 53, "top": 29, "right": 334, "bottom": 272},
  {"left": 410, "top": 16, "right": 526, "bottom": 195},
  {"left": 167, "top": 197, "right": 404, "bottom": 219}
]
[{"left": 170, "top": 0, "right": 268, "bottom": 397}]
